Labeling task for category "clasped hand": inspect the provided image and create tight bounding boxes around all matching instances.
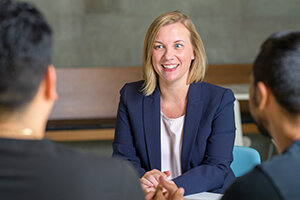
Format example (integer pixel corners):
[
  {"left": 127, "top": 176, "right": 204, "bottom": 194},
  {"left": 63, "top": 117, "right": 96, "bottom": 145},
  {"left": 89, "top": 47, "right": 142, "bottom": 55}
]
[{"left": 141, "top": 169, "right": 186, "bottom": 200}]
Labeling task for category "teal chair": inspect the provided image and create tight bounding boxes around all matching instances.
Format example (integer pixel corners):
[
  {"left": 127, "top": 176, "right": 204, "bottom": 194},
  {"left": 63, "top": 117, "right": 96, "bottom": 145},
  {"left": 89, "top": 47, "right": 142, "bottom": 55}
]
[{"left": 231, "top": 146, "right": 261, "bottom": 177}]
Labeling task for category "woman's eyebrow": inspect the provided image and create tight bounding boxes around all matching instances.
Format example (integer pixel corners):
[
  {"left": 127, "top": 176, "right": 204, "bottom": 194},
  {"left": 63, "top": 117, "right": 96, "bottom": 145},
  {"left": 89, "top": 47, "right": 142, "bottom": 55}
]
[{"left": 174, "top": 40, "right": 186, "bottom": 43}]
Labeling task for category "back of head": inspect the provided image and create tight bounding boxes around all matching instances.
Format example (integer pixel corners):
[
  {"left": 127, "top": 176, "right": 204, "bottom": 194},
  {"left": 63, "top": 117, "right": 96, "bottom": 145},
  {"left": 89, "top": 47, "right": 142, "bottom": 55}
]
[
  {"left": 253, "top": 31, "right": 300, "bottom": 115},
  {"left": 0, "top": 0, "right": 52, "bottom": 113}
]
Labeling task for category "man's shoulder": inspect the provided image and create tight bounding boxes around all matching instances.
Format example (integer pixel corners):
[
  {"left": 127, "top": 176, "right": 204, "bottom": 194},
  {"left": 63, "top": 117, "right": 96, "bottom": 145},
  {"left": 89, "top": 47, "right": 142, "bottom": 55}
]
[
  {"left": 0, "top": 139, "right": 144, "bottom": 200},
  {"left": 259, "top": 140, "right": 300, "bottom": 181},
  {"left": 42, "top": 140, "right": 135, "bottom": 172},
  {"left": 258, "top": 141, "right": 300, "bottom": 199},
  {"left": 222, "top": 166, "right": 282, "bottom": 200},
  {"left": 41, "top": 141, "right": 144, "bottom": 199}
]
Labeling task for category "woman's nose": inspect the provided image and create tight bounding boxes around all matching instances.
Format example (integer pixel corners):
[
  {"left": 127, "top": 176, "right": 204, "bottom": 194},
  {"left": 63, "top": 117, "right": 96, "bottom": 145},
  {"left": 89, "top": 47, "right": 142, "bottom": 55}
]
[{"left": 163, "top": 48, "right": 175, "bottom": 60}]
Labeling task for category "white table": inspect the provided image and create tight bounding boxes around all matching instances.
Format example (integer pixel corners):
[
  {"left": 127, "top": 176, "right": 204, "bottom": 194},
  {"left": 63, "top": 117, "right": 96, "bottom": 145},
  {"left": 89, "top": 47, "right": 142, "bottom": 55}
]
[
  {"left": 185, "top": 192, "right": 223, "bottom": 200},
  {"left": 222, "top": 84, "right": 250, "bottom": 146},
  {"left": 223, "top": 84, "right": 250, "bottom": 101}
]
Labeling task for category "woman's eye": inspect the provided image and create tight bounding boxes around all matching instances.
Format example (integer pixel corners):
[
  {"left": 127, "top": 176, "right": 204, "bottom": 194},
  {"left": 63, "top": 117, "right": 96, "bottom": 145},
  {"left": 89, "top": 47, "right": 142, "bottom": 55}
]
[
  {"left": 175, "top": 44, "right": 183, "bottom": 48},
  {"left": 155, "top": 45, "right": 163, "bottom": 49}
]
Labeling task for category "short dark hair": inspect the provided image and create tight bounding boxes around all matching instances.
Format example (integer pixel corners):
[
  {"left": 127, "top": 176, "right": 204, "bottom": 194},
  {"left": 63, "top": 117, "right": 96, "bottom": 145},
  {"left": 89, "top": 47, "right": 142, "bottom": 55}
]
[
  {"left": 253, "top": 31, "right": 300, "bottom": 115},
  {"left": 0, "top": 0, "right": 52, "bottom": 111}
]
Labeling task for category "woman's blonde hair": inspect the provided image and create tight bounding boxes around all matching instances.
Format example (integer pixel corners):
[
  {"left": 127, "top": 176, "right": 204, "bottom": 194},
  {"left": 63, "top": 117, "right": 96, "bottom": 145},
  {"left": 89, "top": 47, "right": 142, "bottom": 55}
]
[{"left": 142, "top": 11, "right": 207, "bottom": 96}]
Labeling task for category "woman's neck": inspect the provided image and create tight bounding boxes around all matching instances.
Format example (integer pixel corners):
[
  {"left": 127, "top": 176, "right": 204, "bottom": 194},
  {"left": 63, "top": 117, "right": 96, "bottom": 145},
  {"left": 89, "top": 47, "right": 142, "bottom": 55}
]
[
  {"left": 159, "top": 81, "right": 189, "bottom": 118},
  {"left": 159, "top": 80, "right": 189, "bottom": 103}
]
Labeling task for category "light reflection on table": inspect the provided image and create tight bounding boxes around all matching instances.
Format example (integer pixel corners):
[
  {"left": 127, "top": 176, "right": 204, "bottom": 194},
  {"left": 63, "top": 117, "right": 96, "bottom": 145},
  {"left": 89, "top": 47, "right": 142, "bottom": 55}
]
[{"left": 185, "top": 192, "right": 223, "bottom": 200}]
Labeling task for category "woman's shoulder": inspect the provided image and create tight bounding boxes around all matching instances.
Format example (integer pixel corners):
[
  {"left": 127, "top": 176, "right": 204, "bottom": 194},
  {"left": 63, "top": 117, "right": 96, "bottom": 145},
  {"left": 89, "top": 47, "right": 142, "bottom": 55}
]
[
  {"left": 120, "top": 80, "right": 144, "bottom": 93},
  {"left": 119, "top": 80, "right": 146, "bottom": 103},
  {"left": 189, "top": 81, "right": 235, "bottom": 107},
  {"left": 194, "top": 81, "right": 234, "bottom": 97},
  {"left": 123, "top": 80, "right": 144, "bottom": 87}
]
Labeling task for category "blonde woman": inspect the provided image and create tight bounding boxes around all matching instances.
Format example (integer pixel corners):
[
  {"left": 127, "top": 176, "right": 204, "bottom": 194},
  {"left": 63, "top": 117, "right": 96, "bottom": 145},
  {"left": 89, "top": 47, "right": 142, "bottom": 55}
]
[{"left": 113, "top": 11, "right": 236, "bottom": 195}]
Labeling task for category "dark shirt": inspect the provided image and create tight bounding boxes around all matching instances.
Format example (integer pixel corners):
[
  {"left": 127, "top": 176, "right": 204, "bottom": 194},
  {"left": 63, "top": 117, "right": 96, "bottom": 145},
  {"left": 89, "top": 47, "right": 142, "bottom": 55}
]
[
  {"left": 0, "top": 138, "right": 144, "bottom": 200},
  {"left": 222, "top": 166, "right": 282, "bottom": 200},
  {"left": 222, "top": 140, "right": 300, "bottom": 200}
]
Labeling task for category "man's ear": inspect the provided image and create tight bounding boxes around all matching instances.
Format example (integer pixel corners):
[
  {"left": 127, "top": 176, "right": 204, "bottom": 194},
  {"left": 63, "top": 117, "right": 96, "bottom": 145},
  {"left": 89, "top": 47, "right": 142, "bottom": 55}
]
[
  {"left": 44, "top": 65, "right": 58, "bottom": 101},
  {"left": 256, "top": 81, "right": 268, "bottom": 110}
]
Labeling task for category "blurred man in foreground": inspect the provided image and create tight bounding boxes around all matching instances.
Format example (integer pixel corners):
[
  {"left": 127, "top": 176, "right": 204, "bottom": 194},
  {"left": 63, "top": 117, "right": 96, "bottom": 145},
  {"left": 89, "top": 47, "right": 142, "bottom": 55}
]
[
  {"left": 0, "top": 1, "right": 144, "bottom": 199},
  {"left": 222, "top": 31, "right": 300, "bottom": 200}
]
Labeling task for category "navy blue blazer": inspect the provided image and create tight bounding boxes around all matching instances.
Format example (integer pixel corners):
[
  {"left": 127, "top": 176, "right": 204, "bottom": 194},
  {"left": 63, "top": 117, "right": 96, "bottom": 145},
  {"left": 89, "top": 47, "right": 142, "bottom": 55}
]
[{"left": 113, "top": 80, "right": 236, "bottom": 195}]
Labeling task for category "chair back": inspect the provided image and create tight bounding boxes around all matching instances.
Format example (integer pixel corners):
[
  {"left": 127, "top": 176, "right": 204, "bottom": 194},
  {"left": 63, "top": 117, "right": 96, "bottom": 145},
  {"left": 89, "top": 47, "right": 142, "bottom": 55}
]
[{"left": 231, "top": 146, "right": 261, "bottom": 177}]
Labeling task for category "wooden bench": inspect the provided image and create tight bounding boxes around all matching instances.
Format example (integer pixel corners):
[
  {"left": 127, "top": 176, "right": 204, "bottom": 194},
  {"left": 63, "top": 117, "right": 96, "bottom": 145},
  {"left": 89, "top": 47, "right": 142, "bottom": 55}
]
[{"left": 45, "top": 64, "right": 257, "bottom": 141}]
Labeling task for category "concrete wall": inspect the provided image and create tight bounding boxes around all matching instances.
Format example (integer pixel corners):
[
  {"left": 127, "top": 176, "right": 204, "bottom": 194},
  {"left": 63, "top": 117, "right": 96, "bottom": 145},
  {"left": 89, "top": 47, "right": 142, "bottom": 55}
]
[
  {"left": 21, "top": 0, "right": 299, "bottom": 156},
  {"left": 26, "top": 0, "right": 300, "bottom": 68}
]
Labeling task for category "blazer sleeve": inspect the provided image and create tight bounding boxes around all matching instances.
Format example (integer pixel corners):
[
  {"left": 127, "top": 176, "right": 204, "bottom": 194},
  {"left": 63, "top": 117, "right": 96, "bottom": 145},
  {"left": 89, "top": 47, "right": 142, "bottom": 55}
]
[
  {"left": 112, "top": 84, "right": 146, "bottom": 176},
  {"left": 174, "top": 88, "right": 236, "bottom": 194}
]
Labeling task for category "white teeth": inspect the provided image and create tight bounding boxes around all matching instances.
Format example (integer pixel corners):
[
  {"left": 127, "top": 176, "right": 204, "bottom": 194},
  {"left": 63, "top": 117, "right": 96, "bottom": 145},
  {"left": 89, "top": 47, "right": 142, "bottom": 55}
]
[{"left": 162, "top": 64, "right": 178, "bottom": 69}]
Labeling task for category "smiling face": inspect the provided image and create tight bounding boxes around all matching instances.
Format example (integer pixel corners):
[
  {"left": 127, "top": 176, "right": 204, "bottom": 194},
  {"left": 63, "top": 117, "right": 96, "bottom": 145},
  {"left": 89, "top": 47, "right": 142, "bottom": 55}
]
[{"left": 151, "top": 22, "right": 195, "bottom": 86}]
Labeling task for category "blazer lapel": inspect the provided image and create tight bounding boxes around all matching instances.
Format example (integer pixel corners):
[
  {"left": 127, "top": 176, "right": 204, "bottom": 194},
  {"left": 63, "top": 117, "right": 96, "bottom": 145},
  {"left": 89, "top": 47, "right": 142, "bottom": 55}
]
[
  {"left": 143, "top": 87, "right": 161, "bottom": 170},
  {"left": 181, "top": 83, "right": 204, "bottom": 172}
]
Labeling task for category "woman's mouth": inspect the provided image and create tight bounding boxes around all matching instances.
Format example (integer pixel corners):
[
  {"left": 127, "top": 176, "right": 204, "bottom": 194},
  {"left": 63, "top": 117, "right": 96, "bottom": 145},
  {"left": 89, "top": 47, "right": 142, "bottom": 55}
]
[{"left": 162, "top": 64, "right": 179, "bottom": 69}]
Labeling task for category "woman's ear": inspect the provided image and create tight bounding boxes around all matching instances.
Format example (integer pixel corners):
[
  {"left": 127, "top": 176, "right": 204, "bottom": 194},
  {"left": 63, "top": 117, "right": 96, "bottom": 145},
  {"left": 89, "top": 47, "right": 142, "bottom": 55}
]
[{"left": 44, "top": 65, "right": 58, "bottom": 101}]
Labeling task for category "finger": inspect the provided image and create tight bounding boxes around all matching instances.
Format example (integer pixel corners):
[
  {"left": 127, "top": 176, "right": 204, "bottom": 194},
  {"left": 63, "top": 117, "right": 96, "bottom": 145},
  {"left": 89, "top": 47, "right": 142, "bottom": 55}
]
[
  {"left": 153, "top": 185, "right": 164, "bottom": 200},
  {"left": 141, "top": 183, "right": 151, "bottom": 191},
  {"left": 144, "top": 187, "right": 156, "bottom": 193},
  {"left": 163, "top": 170, "right": 171, "bottom": 178},
  {"left": 145, "top": 169, "right": 166, "bottom": 180},
  {"left": 162, "top": 187, "right": 167, "bottom": 194},
  {"left": 173, "top": 188, "right": 186, "bottom": 200},
  {"left": 177, "top": 187, "right": 185, "bottom": 195},
  {"left": 153, "top": 190, "right": 165, "bottom": 200},
  {"left": 158, "top": 176, "right": 177, "bottom": 193},
  {"left": 140, "top": 177, "right": 155, "bottom": 187},
  {"left": 148, "top": 175, "right": 159, "bottom": 187},
  {"left": 144, "top": 191, "right": 156, "bottom": 200}
]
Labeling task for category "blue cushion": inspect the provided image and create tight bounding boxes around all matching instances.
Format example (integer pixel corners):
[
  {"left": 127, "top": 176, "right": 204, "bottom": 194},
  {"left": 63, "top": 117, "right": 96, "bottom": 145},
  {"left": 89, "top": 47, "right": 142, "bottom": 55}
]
[{"left": 231, "top": 146, "right": 261, "bottom": 177}]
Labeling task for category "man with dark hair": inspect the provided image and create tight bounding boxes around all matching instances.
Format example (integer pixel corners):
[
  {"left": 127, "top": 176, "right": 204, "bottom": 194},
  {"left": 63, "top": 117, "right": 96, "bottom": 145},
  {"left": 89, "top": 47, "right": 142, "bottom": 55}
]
[
  {"left": 222, "top": 31, "right": 300, "bottom": 199},
  {"left": 0, "top": 1, "right": 144, "bottom": 199}
]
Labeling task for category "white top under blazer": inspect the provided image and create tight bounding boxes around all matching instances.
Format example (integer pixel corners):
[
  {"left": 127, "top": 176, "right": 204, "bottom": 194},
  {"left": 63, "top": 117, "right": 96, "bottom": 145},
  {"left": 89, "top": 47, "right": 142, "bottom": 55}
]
[{"left": 161, "top": 112, "right": 185, "bottom": 179}]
